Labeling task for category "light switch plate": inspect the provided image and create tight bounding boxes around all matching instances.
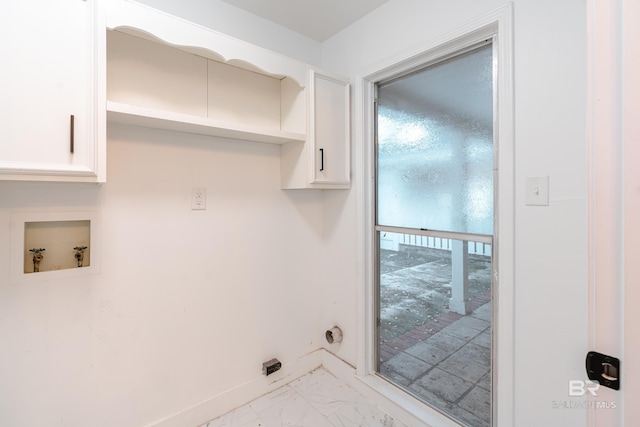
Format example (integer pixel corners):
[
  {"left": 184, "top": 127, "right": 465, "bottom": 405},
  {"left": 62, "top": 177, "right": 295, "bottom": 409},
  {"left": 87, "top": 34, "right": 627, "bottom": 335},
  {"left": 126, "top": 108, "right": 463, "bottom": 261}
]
[{"left": 525, "top": 177, "right": 549, "bottom": 206}]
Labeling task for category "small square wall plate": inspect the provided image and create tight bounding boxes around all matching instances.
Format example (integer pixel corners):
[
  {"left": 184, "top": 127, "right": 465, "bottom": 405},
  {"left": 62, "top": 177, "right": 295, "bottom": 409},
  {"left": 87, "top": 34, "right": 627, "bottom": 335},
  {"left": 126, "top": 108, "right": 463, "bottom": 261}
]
[{"left": 525, "top": 176, "right": 549, "bottom": 206}]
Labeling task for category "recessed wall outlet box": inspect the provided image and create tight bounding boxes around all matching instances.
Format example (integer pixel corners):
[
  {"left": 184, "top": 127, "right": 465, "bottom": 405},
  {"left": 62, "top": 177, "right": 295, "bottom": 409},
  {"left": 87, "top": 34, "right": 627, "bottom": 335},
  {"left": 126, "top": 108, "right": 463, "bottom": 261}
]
[
  {"left": 10, "top": 210, "right": 101, "bottom": 284},
  {"left": 262, "top": 358, "right": 281, "bottom": 376}
]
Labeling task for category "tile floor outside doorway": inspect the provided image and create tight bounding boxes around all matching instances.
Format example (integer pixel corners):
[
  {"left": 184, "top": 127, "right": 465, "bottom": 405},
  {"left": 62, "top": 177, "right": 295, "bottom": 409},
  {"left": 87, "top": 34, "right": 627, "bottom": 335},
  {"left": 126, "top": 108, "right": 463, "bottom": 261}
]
[{"left": 378, "top": 246, "right": 492, "bottom": 427}]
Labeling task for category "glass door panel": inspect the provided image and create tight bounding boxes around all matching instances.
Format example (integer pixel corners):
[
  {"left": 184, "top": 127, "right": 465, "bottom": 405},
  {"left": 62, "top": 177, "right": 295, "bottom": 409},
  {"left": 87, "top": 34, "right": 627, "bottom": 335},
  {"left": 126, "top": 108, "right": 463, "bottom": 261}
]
[
  {"left": 375, "top": 43, "right": 494, "bottom": 426},
  {"left": 376, "top": 44, "right": 494, "bottom": 236},
  {"left": 377, "top": 231, "right": 492, "bottom": 426}
]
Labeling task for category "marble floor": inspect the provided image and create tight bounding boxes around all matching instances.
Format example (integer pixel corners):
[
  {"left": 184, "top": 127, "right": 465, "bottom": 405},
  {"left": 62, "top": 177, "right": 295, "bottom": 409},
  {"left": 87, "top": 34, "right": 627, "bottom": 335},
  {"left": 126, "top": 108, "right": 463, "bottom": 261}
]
[{"left": 200, "top": 368, "right": 407, "bottom": 427}]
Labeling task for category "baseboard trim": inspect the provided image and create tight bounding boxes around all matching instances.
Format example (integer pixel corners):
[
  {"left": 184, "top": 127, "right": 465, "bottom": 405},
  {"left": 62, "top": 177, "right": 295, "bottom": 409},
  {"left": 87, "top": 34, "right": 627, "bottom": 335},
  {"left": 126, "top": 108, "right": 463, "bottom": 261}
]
[{"left": 145, "top": 350, "right": 323, "bottom": 427}]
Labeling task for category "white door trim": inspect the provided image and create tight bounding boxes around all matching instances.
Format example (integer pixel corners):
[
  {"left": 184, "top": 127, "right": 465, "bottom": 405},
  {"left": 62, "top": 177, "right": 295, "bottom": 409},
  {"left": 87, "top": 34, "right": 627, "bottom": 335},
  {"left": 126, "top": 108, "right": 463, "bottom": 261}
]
[
  {"left": 353, "top": 4, "right": 514, "bottom": 425},
  {"left": 622, "top": 0, "right": 640, "bottom": 423},
  {"left": 588, "top": 0, "right": 640, "bottom": 424}
]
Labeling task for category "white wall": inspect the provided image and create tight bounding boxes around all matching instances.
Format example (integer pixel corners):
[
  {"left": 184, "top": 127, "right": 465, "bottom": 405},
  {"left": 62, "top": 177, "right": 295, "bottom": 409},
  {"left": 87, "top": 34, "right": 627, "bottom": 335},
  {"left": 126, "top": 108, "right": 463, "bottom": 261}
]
[
  {"left": 0, "top": 123, "right": 328, "bottom": 426},
  {"left": 320, "top": 0, "right": 588, "bottom": 425},
  {"left": 0, "top": 3, "right": 332, "bottom": 426},
  {"left": 0, "top": 0, "right": 590, "bottom": 425}
]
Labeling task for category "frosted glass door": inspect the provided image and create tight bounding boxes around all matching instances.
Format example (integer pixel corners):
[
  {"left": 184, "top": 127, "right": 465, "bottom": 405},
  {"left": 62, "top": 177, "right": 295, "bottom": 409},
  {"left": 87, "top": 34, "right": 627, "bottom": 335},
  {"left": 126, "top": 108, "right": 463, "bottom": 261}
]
[
  {"left": 375, "top": 43, "right": 495, "bottom": 427},
  {"left": 376, "top": 44, "right": 494, "bottom": 236}
]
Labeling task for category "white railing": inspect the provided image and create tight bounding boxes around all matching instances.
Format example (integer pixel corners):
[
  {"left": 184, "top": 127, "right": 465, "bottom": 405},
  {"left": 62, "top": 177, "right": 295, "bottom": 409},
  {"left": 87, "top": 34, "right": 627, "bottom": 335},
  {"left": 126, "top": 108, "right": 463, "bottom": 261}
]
[{"left": 380, "top": 231, "right": 492, "bottom": 256}]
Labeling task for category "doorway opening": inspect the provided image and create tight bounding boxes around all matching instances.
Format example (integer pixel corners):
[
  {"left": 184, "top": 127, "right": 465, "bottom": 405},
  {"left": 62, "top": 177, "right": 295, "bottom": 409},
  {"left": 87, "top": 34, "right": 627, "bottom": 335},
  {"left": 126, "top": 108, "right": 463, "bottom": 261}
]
[{"left": 375, "top": 42, "right": 495, "bottom": 426}]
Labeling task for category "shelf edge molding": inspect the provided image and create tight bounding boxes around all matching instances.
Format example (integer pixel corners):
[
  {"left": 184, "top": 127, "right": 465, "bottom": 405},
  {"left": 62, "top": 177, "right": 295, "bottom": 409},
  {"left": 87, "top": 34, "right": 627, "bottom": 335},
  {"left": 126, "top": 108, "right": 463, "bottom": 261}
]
[
  {"left": 106, "top": 0, "right": 308, "bottom": 86},
  {"left": 107, "top": 101, "right": 306, "bottom": 145}
]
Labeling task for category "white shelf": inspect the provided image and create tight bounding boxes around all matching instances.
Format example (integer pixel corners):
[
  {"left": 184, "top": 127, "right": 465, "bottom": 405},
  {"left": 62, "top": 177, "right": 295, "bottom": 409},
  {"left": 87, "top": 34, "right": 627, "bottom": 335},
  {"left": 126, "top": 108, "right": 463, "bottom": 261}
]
[
  {"left": 107, "top": 101, "right": 306, "bottom": 145},
  {"left": 106, "top": 0, "right": 350, "bottom": 189}
]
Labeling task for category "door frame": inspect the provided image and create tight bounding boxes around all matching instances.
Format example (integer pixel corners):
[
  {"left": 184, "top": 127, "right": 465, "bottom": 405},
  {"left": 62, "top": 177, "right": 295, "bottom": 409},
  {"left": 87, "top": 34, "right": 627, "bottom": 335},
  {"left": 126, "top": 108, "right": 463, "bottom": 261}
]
[
  {"left": 354, "top": 4, "right": 514, "bottom": 426},
  {"left": 588, "top": 0, "right": 640, "bottom": 424}
]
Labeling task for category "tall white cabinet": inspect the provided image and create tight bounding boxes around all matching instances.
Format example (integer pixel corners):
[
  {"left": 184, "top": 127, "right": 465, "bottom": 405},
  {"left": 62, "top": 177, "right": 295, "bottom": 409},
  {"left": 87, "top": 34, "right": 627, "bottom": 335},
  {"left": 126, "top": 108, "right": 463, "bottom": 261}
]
[
  {"left": 0, "top": 0, "right": 106, "bottom": 182},
  {"left": 281, "top": 69, "right": 350, "bottom": 189},
  {"left": 106, "top": 0, "right": 350, "bottom": 190}
]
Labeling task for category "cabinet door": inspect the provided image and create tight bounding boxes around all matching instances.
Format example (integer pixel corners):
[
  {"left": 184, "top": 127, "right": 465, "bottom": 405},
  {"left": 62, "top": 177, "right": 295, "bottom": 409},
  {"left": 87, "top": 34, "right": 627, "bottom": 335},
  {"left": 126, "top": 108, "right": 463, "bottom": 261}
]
[
  {"left": 308, "top": 69, "right": 350, "bottom": 187},
  {"left": 0, "top": 0, "right": 104, "bottom": 182}
]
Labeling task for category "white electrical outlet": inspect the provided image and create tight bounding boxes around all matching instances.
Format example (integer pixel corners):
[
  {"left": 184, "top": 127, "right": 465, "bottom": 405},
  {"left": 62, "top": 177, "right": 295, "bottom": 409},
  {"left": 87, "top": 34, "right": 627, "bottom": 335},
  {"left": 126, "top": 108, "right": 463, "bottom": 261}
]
[{"left": 191, "top": 188, "right": 206, "bottom": 210}]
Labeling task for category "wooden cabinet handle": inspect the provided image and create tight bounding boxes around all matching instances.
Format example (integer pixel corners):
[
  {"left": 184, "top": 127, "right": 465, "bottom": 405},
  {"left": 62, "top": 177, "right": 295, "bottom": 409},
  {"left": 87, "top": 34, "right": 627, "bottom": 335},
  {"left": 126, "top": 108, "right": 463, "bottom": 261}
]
[{"left": 70, "top": 115, "right": 75, "bottom": 154}]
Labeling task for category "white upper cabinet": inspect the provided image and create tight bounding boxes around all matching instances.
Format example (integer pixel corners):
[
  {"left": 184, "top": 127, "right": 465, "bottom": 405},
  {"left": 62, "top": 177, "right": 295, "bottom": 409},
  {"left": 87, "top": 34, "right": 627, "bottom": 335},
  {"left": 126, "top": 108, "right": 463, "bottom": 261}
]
[
  {"left": 106, "top": 0, "right": 350, "bottom": 189},
  {"left": 281, "top": 69, "right": 351, "bottom": 189},
  {"left": 0, "top": 0, "right": 106, "bottom": 182},
  {"left": 310, "top": 70, "right": 350, "bottom": 187}
]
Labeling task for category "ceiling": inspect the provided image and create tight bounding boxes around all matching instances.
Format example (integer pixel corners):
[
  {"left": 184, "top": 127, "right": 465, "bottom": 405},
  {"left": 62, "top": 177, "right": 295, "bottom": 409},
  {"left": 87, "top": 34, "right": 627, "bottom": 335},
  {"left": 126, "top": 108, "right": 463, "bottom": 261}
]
[{"left": 219, "top": 0, "right": 390, "bottom": 41}]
